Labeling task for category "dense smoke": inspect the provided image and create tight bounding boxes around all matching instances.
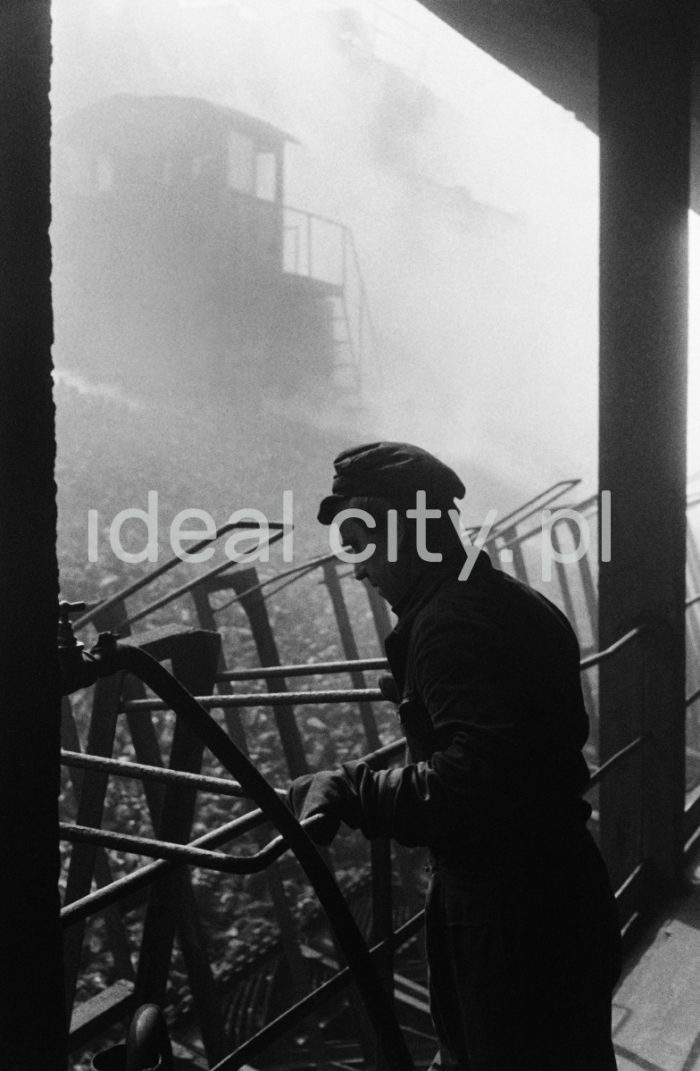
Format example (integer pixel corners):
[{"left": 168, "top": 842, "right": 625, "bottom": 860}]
[{"left": 51, "top": 0, "right": 603, "bottom": 522}]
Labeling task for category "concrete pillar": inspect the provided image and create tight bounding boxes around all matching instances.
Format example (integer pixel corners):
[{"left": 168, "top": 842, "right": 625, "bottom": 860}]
[
  {"left": 598, "top": 7, "right": 691, "bottom": 901},
  {"left": 0, "top": 2, "right": 65, "bottom": 1066}
]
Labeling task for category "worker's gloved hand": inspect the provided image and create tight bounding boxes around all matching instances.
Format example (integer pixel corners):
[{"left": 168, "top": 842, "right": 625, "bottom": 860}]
[
  {"left": 288, "top": 771, "right": 353, "bottom": 846},
  {"left": 378, "top": 672, "right": 400, "bottom": 704}
]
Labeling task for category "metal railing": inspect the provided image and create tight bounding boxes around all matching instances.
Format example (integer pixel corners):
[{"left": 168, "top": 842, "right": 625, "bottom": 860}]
[
  {"left": 282, "top": 203, "right": 378, "bottom": 391},
  {"left": 72, "top": 521, "right": 285, "bottom": 632},
  {"left": 61, "top": 479, "right": 700, "bottom": 1062},
  {"left": 61, "top": 619, "right": 656, "bottom": 1066},
  {"left": 62, "top": 635, "right": 416, "bottom": 1070}
]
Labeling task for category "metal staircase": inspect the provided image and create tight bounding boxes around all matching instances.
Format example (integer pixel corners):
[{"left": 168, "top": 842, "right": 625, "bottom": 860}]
[{"left": 282, "top": 204, "right": 378, "bottom": 397}]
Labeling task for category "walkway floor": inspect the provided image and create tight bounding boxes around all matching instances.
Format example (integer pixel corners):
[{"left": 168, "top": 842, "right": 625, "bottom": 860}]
[{"left": 613, "top": 865, "right": 700, "bottom": 1071}]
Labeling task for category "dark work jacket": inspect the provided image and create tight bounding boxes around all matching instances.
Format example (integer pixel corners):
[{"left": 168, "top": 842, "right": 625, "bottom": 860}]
[{"left": 338, "top": 549, "right": 593, "bottom": 863}]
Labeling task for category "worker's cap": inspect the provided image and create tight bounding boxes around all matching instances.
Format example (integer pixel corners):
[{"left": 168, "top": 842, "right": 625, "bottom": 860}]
[{"left": 317, "top": 441, "right": 465, "bottom": 525}]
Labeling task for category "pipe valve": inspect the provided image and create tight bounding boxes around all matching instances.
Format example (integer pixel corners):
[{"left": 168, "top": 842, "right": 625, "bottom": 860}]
[{"left": 58, "top": 600, "right": 98, "bottom": 694}]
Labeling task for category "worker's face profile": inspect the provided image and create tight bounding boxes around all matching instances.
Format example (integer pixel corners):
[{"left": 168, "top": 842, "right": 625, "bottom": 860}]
[{"left": 339, "top": 516, "right": 406, "bottom": 606}]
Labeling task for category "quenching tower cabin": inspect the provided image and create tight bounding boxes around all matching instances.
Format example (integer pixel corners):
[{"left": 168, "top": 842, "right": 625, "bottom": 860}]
[{"left": 52, "top": 94, "right": 367, "bottom": 405}]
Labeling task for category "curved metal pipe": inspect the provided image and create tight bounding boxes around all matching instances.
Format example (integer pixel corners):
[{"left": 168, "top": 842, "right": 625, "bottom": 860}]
[
  {"left": 60, "top": 816, "right": 328, "bottom": 875},
  {"left": 88, "top": 633, "right": 415, "bottom": 1071}
]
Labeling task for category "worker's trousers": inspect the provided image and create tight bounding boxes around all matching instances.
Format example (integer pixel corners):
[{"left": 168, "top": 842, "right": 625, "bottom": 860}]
[{"left": 426, "top": 834, "right": 621, "bottom": 1071}]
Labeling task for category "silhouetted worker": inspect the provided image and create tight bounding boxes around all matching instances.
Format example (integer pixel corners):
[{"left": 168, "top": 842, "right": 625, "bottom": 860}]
[{"left": 289, "top": 441, "right": 621, "bottom": 1071}]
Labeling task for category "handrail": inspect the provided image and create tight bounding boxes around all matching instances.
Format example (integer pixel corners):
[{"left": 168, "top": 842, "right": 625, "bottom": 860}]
[
  {"left": 123, "top": 688, "right": 386, "bottom": 712},
  {"left": 72, "top": 521, "right": 282, "bottom": 630},
  {"left": 61, "top": 749, "right": 250, "bottom": 797},
  {"left": 216, "top": 656, "right": 389, "bottom": 682},
  {"left": 78, "top": 479, "right": 700, "bottom": 639},
  {"left": 61, "top": 739, "right": 405, "bottom": 789},
  {"left": 64, "top": 728, "right": 642, "bottom": 877},
  {"left": 489, "top": 505, "right": 592, "bottom": 556},
  {"left": 579, "top": 625, "right": 645, "bottom": 670},
  {"left": 69, "top": 725, "right": 639, "bottom": 858},
  {"left": 60, "top": 815, "right": 328, "bottom": 876},
  {"left": 81, "top": 481, "right": 590, "bottom": 636},
  {"left": 587, "top": 734, "right": 647, "bottom": 790},
  {"left": 283, "top": 200, "right": 351, "bottom": 235},
  {"left": 484, "top": 492, "right": 597, "bottom": 556},
  {"left": 120, "top": 625, "right": 648, "bottom": 710},
  {"left": 60, "top": 742, "right": 407, "bottom": 927},
  {"left": 209, "top": 551, "right": 336, "bottom": 616},
  {"left": 69, "top": 619, "right": 649, "bottom": 817},
  {"left": 120, "top": 527, "right": 286, "bottom": 631},
  {"left": 481, "top": 479, "right": 583, "bottom": 540},
  {"left": 61, "top": 809, "right": 270, "bottom": 927},
  {"left": 61, "top": 726, "right": 645, "bottom": 916},
  {"left": 201, "top": 616, "right": 649, "bottom": 689},
  {"left": 215, "top": 621, "right": 654, "bottom": 686}
]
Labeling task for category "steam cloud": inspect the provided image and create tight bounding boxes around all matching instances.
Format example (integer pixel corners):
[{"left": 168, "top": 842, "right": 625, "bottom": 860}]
[{"left": 51, "top": 0, "right": 611, "bottom": 521}]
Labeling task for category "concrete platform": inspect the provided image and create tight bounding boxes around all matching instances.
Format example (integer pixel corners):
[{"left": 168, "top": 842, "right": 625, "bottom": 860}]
[{"left": 613, "top": 874, "right": 700, "bottom": 1071}]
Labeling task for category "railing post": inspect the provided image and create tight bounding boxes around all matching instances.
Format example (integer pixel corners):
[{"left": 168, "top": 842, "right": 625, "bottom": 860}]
[
  {"left": 322, "top": 561, "right": 382, "bottom": 751},
  {"left": 191, "top": 581, "right": 250, "bottom": 755},
  {"left": 229, "top": 568, "right": 309, "bottom": 777},
  {"left": 598, "top": 6, "right": 690, "bottom": 900},
  {"left": 133, "top": 630, "right": 227, "bottom": 1063}
]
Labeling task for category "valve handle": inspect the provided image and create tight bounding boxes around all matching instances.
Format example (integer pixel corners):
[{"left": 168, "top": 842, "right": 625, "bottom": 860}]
[
  {"left": 58, "top": 600, "right": 87, "bottom": 621},
  {"left": 58, "top": 601, "right": 87, "bottom": 650},
  {"left": 126, "top": 1004, "right": 173, "bottom": 1071}
]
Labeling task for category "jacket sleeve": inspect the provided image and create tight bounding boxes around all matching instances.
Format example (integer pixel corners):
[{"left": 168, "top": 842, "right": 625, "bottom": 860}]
[
  {"left": 319, "top": 604, "right": 589, "bottom": 850},
  {"left": 331, "top": 610, "right": 535, "bottom": 849}
]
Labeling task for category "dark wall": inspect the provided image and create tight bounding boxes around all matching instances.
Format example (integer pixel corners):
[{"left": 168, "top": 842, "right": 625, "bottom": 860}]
[{"left": 0, "top": 2, "right": 65, "bottom": 1066}]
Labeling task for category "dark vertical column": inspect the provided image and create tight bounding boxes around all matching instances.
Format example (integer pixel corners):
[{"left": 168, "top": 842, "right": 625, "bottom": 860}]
[
  {"left": 62, "top": 673, "right": 124, "bottom": 1018},
  {"left": 598, "top": 7, "right": 691, "bottom": 899},
  {"left": 0, "top": 2, "right": 65, "bottom": 1067}
]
